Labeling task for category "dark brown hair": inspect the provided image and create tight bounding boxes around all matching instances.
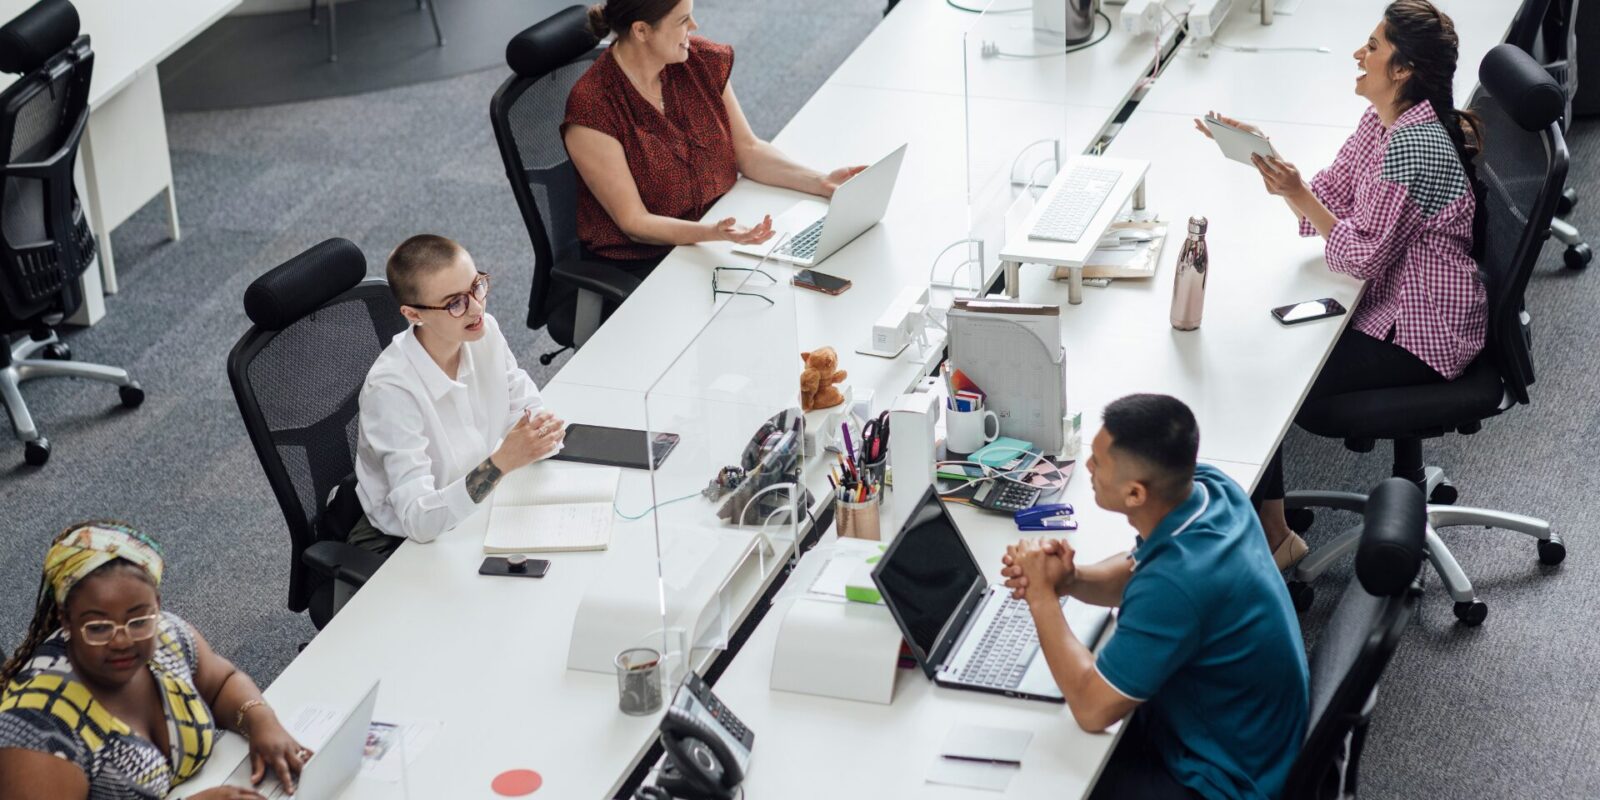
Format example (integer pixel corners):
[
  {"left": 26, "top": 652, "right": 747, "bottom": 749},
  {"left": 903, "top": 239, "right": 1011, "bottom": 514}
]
[
  {"left": 386, "top": 234, "right": 466, "bottom": 306},
  {"left": 586, "top": 0, "right": 681, "bottom": 40},
  {"left": 0, "top": 522, "right": 161, "bottom": 691},
  {"left": 1382, "top": 0, "right": 1484, "bottom": 167}
]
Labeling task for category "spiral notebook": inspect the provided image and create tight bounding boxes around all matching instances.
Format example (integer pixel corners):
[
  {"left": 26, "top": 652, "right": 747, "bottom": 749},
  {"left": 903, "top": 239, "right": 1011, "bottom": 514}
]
[{"left": 483, "top": 466, "right": 621, "bottom": 553}]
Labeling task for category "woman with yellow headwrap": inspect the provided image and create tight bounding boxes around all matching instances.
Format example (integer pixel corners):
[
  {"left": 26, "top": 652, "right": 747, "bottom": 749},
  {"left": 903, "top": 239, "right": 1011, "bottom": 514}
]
[{"left": 0, "top": 522, "right": 308, "bottom": 799}]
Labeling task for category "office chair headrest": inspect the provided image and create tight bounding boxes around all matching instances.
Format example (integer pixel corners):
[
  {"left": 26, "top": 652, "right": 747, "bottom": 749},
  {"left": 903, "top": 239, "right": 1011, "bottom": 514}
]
[
  {"left": 506, "top": 5, "right": 598, "bottom": 79},
  {"left": 0, "top": 0, "right": 81, "bottom": 75},
  {"left": 244, "top": 238, "right": 368, "bottom": 331},
  {"left": 1479, "top": 43, "right": 1564, "bottom": 132},
  {"left": 1354, "top": 478, "right": 1427, "bottom": 597}
]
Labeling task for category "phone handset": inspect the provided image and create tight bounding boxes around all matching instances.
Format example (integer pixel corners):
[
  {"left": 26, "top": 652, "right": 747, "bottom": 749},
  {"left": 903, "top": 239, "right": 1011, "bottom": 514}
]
[{"left": 658, "top": 706, "right": 743, "bottom": 800}]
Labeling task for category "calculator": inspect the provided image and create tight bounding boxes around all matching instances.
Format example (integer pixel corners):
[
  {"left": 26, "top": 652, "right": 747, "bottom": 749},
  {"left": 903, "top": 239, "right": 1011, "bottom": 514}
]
[{"left": 971, "top": 479, "right": 1042, "bottom": 513}]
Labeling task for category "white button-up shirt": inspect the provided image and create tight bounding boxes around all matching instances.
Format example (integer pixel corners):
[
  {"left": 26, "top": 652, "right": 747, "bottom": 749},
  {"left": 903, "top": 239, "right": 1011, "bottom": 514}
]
[{"left": 355, "top": 313, "right": 544, "bottom": 543}]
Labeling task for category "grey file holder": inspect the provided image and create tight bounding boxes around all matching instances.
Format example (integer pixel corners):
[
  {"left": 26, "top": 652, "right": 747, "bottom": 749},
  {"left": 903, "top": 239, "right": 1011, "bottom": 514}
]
[{"left": 946, "top": 303, "right": 1067, "bottom": 455}]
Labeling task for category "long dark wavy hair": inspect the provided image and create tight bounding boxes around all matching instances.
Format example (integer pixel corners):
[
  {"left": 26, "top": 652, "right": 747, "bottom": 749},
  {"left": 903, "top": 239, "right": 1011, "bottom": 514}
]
[
  {"left": 1382, "top": 0, "right": 1485, "bottom": 169},
  {"left": 0, "top": 522, "right": 161, "bottom": 691}
]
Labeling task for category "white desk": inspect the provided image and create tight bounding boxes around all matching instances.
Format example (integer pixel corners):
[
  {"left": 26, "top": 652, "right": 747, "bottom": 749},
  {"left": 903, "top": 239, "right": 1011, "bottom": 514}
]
[
  {"left": 1133, "top": 0, "right": 1518, "bottom": 128},
  {"left": 717, "top": 457, "right": 1260, "bottom": 799},
  {"left": 0, "top": 0, "right": 238, "bottom": 323}
]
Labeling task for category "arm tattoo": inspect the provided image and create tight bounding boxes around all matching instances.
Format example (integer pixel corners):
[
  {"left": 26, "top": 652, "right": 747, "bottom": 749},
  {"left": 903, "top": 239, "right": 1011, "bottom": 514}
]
[{"left": 465, "top": 457, "right": 504, "bottom": 504}]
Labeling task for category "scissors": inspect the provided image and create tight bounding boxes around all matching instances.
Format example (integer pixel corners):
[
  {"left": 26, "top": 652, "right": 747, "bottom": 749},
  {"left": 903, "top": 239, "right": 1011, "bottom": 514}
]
[
  {"left": 861, "top": 412, "right": 891, "bottom": 462},
  {"left": 1014, "top": 503, "right": 1076, "bottom": 532}
]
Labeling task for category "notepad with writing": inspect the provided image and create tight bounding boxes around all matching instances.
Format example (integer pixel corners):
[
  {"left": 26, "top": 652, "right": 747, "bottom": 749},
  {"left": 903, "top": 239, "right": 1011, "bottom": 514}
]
[{"left": 483, "top": 466, "right": 621, "bottom": 553}]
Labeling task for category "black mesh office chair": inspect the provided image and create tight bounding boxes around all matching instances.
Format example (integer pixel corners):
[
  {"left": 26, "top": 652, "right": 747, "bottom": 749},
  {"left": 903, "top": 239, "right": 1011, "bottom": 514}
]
[
  {"left": 491, "top": 6, "right": 641, "bottom": 366},
  {"left": 1509, "top": 0, "right": 1589, "bottom": 269},
  {"left": 1283, "top": 45, "right": 1568, "bottom": 626},
  {"left": 1282, "top": 478, "right": 1426, "bottom": 800},
  {"left": 0, "top": 0, "right": 142, "bottom": 467},
  {"left": 308, "top": 0, "right": 443, "bottom": 63},
  {"left": 227, "top": 238, "right": 407, "bottom": 629}
]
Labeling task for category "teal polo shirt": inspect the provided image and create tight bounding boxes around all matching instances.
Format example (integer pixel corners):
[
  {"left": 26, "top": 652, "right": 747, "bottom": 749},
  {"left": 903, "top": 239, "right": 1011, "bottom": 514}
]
[{"left": 1095, "top": 463, "right": 1310, "bottom": 800}]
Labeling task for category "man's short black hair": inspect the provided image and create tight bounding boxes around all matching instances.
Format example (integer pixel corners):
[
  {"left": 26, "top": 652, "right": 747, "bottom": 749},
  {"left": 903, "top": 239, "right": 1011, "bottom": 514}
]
[
  {"left": 1101, "top": 394, "right": 1199, "bottom": 501},
  {"left": 387, "top": 234, "right": 465, "bottom": 305}
]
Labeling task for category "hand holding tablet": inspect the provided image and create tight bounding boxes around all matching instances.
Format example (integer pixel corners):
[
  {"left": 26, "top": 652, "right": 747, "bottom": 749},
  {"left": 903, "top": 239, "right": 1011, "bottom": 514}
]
[{"left": 1195, "top": 112, "right": 1280, "bottom": 165}]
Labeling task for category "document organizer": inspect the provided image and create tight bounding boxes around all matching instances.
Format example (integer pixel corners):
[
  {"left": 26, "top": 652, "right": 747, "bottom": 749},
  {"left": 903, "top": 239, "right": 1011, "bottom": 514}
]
[{"left": 947, "top": 301, "right": 1067, "bottom": 456}]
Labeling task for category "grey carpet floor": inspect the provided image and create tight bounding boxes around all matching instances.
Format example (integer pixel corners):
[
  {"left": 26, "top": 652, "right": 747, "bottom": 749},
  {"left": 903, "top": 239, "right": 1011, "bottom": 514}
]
[{"left": 2, "top": 2, "right": 1598, "bottom": 796}]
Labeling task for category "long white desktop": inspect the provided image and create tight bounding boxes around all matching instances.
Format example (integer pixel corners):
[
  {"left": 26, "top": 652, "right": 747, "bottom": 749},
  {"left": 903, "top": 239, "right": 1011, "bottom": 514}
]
[{"left": 175, "top": 0, "right": 1524, "bottom": 797}]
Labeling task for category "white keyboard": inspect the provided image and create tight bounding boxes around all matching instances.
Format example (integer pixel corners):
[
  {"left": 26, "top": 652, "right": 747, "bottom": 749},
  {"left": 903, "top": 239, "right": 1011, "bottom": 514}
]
[{"left": 1027, "top": 164, "right": 1123, "bottom": 243}]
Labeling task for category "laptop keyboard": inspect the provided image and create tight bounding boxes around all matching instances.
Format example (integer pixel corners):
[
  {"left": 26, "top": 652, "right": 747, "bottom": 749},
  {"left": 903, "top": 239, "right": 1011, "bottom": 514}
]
[
  {"left": 777, "top": 216, "right": 827, "bottom": 260},
  {"left": 959, "top": 595, "right": 1041, "bottom": 691},
  {"left": 1028, "top": 164, "right": 1122, "bottom": 243}
]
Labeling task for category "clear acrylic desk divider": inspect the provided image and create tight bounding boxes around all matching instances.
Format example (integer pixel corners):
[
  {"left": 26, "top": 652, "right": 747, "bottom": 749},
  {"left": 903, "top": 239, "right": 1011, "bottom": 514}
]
[{"left": 643, "top": 244, "right": 802, "bottom": 695}]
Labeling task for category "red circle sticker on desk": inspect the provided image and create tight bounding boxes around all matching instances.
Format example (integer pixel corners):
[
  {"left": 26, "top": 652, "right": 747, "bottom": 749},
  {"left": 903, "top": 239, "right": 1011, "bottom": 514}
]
[{"left": 492, "top": 769, "right": 543, "bottom": 796}]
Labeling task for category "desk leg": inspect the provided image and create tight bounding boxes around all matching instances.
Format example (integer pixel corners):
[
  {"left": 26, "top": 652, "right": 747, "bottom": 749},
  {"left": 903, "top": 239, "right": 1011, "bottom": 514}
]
[
  {"left": 1002, "top": 260, "right": 1021, "bottom": 299},
  {"left": 1066, "top": 266, "right": 1083, "bottom": 305},
  {"left": 67, "top": 257, "right": 107, "bottom": 327},
  {"left": 165, "top": 186, "right": 182, "bottom": 242},
  {"left": 1132, "top": 178, "right": 1146, "bottom": 212}
]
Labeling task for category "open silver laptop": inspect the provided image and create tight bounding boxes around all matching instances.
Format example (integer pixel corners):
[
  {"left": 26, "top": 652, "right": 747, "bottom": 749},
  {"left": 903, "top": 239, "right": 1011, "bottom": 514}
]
[
  {"left": 871, "top": 487, "right": 1109, "bottom": 703},
  {"left": 226, "top": 680, "right": 380, "bottom": 799},
  {"left": 732, "top": 143, "right": 907, "bottom": 266}
]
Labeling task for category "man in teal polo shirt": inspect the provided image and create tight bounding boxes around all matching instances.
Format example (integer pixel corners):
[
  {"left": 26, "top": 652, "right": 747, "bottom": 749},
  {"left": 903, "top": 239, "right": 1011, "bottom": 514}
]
[{"left": 1002, "top": 393, "right": 1308, "bottom": 800}]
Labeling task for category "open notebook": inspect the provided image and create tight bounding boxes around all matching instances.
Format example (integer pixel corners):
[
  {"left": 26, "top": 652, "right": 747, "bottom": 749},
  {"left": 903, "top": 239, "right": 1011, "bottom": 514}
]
[{"left": 484, "top": 466, "right": 621, "bottom": 553}]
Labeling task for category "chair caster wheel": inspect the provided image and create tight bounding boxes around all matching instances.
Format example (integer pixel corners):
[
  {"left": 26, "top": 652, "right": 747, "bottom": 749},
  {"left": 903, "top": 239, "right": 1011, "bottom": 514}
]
[
  {"left": 1453, "top": 600, "right": 1487, "bottom": 626},
  {"left": 1429, "top": 481, "right": 1457, "bottom": 505},
  {"left": 1538, "top": 535, "right": 1566, "bottom": 566},
  {"left": 1287, "top": 581, "right": 1314, "bottom": 613},
  {"left": 41, "top": 343, "right": 71, "bottom": 360},
  {"left": 24, "top": 438, "right": 50, "bottom": 466},
  {"left": 1565, "top": 243, "right": 1592, "bottom": 270},
  {"left": 119, "top": 384, "right": 145, "bottom": 409},
  {"left": 538, "top": 353, "right": 557, "bottom": 366},
  {"left": 1284, "top": 508, "right": 1315, "bottom": 534},
  {"left": 1559, "top": 187, "right": 1578, "bottom": 215}
]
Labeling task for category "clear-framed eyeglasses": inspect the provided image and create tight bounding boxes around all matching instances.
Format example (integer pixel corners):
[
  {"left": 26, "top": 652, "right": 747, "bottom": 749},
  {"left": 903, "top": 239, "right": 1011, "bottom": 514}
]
[
  {"left": 712, "top": 266, "right": 775, "bottom": 305},
  {"left": 78, "top": 613, "right": 161, "bottom": 646}
]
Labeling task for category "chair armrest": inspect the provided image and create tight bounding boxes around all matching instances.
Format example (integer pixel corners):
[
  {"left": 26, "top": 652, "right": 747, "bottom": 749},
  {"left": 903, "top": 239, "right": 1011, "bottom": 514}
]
[
  {"left": 303, "top": 541, "right": 386, "bottom": 589},
  {"left": 551, "top": 259, "right": 642, "bottom": 305}
]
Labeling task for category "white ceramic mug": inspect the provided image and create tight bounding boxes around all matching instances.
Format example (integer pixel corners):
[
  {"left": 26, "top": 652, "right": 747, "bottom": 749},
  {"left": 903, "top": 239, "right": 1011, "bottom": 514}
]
[{"left": 946, "top": 407, "right": 1000, "bottom": 454}]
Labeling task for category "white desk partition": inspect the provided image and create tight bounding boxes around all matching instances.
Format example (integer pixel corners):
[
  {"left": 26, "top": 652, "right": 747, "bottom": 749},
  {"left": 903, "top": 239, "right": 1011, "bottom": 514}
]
[
  {"left": 0, "top": 0, "right": 239, "bottom": 322},
  {"left": 1133, "top": 0, "right": 1518, "bottom": 128},
  {"left": 716, "top": 457, "right": 1261, "bottom": 799}
]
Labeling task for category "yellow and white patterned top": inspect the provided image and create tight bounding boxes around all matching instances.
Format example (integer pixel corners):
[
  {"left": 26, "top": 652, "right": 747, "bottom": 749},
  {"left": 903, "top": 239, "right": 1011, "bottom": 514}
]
[{"left": 0, "top": 612, "right": 216, "bottom": 799}]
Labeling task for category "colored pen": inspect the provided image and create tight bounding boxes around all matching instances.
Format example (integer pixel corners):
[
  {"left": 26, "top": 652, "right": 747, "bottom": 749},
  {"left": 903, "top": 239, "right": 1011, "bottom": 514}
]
[
  {"left": 941, "top": 755, "right": 1022, "bottom": 767},
  {"left": 842, "top": 422, "right": 856, "bottom": 465}
]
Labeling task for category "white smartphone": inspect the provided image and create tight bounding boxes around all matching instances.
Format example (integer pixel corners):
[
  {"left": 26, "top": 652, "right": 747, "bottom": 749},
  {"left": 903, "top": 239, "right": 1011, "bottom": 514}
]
[{"left": 1204, "top": 115, "right": 1281, "bottom": 166}]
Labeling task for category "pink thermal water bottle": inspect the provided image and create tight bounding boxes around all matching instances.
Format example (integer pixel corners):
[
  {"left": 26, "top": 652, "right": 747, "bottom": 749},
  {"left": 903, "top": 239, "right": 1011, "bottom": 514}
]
[{"left": 1170, "top": 216, "right": 1209, "bottom": 331}]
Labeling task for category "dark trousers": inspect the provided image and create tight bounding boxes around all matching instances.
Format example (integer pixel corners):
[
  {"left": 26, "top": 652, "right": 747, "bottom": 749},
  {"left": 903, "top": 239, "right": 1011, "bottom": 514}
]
[
  {"left": 578, "top": 245, "right": 664, "bottom": 318},
  {"left": 1255, "top": 328, "right": 1445, "bottom": 502},
  {"left": 1089, "top": 711, "right": 1203, "bottom": 800}
]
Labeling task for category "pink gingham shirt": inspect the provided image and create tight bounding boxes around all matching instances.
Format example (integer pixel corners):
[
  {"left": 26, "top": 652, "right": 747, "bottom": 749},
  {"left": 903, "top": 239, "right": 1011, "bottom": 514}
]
[{"left": 1299, "top": 103, "right": 1486, "bottom": 379}]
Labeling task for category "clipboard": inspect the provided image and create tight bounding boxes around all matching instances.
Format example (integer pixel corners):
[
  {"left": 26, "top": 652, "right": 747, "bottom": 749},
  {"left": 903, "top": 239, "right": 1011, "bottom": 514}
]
[{"left": 947, "top": 301, "right": 1068, "bottom": 455}]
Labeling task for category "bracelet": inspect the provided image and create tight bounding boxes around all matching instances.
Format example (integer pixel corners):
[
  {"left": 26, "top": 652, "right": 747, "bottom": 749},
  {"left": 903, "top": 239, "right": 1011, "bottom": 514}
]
[{"left": 235, "top": 699, "right": 268, "bottom": 737}]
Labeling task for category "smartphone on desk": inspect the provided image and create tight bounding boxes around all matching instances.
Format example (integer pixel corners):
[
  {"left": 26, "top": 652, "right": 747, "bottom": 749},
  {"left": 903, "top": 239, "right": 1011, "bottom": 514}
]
[
  {"left": 791, "top": 269, "right": 851, "bottom": 295},
  {"left": 1272, "top": 298, "right": 1347, "bottom": 325},
  {"left": 479, "top": 556, "right": 550, "bottom": 578}
]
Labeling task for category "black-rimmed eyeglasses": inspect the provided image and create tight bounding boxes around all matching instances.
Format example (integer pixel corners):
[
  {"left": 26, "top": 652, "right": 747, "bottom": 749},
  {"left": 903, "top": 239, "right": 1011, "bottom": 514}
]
[
  {"left": 407, "top": 272, "right": 490, "bottom": 317},
  {"left": 712, "top": 266, "right": 775, "bottom": 306}
]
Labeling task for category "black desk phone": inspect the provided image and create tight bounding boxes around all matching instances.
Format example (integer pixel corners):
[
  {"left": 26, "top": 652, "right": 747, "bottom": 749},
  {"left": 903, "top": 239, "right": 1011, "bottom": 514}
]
[{"left": 648, "top": 673, "right": 754, "bottom": 800}]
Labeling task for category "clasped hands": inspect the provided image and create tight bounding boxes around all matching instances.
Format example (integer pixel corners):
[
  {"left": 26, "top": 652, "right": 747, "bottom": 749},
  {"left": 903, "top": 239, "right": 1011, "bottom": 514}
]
[
  {"left": 1192, "top": 112, "right": 1310, "bottom": 200},
  {"left": 1001, "top": 537, "right": 1078, "bottom": 606}
]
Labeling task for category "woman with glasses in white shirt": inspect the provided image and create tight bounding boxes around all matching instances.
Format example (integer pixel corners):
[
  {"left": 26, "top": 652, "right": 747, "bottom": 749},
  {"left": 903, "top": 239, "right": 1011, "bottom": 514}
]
[{"left": 350, "top": 235, "right": 567, "bottom": 554}]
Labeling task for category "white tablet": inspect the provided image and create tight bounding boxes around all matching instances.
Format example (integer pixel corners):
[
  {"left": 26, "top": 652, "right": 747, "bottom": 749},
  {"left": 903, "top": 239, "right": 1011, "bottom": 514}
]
[{"left": 1204, "top": 116, "right": 1280, "bottom": 166}]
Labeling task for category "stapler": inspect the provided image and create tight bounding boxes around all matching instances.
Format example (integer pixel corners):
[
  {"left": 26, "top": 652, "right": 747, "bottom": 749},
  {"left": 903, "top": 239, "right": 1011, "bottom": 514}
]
[{"left": 1015, "top": 503, "right": 1077, "bottom": 531}]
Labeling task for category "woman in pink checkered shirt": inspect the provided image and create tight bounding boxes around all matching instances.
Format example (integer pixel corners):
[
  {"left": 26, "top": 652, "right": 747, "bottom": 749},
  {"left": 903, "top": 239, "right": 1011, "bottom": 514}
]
[{"left": 1198, "top": 0, "right": 1487, "bottom": 570}]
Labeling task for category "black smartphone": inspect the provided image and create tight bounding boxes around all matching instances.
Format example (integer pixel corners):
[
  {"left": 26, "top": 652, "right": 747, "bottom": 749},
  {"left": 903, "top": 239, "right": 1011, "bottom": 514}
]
[
  {"left": 1272, "top": 298, "right": 1347, "bottom": 325},
  {"left": 791, "top": 269, "right": 851, "bottom": 295},
  {"left": 479, "top": 556, "right": 550, "bottom": 579}
]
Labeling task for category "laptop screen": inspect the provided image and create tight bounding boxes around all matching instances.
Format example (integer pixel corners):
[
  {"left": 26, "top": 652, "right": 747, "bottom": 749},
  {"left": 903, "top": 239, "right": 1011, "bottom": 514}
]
[{"left": 871, "top": 488, "right": 986, "bottom": 674}]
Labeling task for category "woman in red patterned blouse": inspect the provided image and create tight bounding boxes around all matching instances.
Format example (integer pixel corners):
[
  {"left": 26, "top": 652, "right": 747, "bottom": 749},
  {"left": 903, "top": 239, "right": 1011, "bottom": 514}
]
[
  {"left": 1197, "top": 0, "right": 1486, "bottom": 568},
  {"left": 563, "top": 0, "right": 864, "bottom": 266}
]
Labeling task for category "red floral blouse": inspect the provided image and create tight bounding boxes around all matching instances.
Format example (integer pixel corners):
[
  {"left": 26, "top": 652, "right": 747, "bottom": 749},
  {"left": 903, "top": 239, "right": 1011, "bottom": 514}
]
[{"left": 563, "top": 37, "right": 740, "bottom": 261}]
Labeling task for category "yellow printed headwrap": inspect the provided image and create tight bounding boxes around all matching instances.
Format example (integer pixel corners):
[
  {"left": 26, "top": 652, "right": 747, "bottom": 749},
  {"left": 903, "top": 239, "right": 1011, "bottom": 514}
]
[{"left": 43, "top": 524, "right": 164, "bottom": 605}]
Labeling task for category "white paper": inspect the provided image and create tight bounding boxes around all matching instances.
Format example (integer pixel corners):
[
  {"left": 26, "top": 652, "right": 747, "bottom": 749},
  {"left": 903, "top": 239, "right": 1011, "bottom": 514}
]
[
  {"left": 283, "top": 704, "right": 346, "bottom": 749},
  {"left": 495, "top": 465, "right": 620, "bottom": 507},
  {"left": 927, "top": 757, "right": 1019, "bottom": 792},
  {"left": 362, "top": 719, "right": 442, "bottom": 783},
  {"left": 484, "top": 502, "right": 613, "bottom": 552},
  {"left": 941, "top": 724, "right": 1033, "bottom": 763}
]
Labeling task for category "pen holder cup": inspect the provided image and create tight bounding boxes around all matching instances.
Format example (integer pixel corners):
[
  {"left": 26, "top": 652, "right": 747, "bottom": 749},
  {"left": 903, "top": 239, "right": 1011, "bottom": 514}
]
[
  {"left": 614, "top": 647, "right": 664, "bottom": 716},
  {"left": 836, "top": 494, "right": 883, "bottom": 541},
  {"left": 946, "top": 407, "right": 1000, "bottom": 455},
  {"left": 862, "top": 456, "right": 888, "bottom": 488}
]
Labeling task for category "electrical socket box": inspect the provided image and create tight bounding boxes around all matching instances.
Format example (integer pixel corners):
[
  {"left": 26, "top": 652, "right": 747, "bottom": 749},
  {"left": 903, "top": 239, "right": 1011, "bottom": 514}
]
[{"left": 1187, "top": 0, "right": 1234, "bottom": 38}]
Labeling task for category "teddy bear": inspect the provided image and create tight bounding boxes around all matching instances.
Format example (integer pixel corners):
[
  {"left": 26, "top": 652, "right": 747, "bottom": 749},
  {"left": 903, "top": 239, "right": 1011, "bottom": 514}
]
[{"left": 799, "top": 347, "right": 848, "bottom": 412}]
